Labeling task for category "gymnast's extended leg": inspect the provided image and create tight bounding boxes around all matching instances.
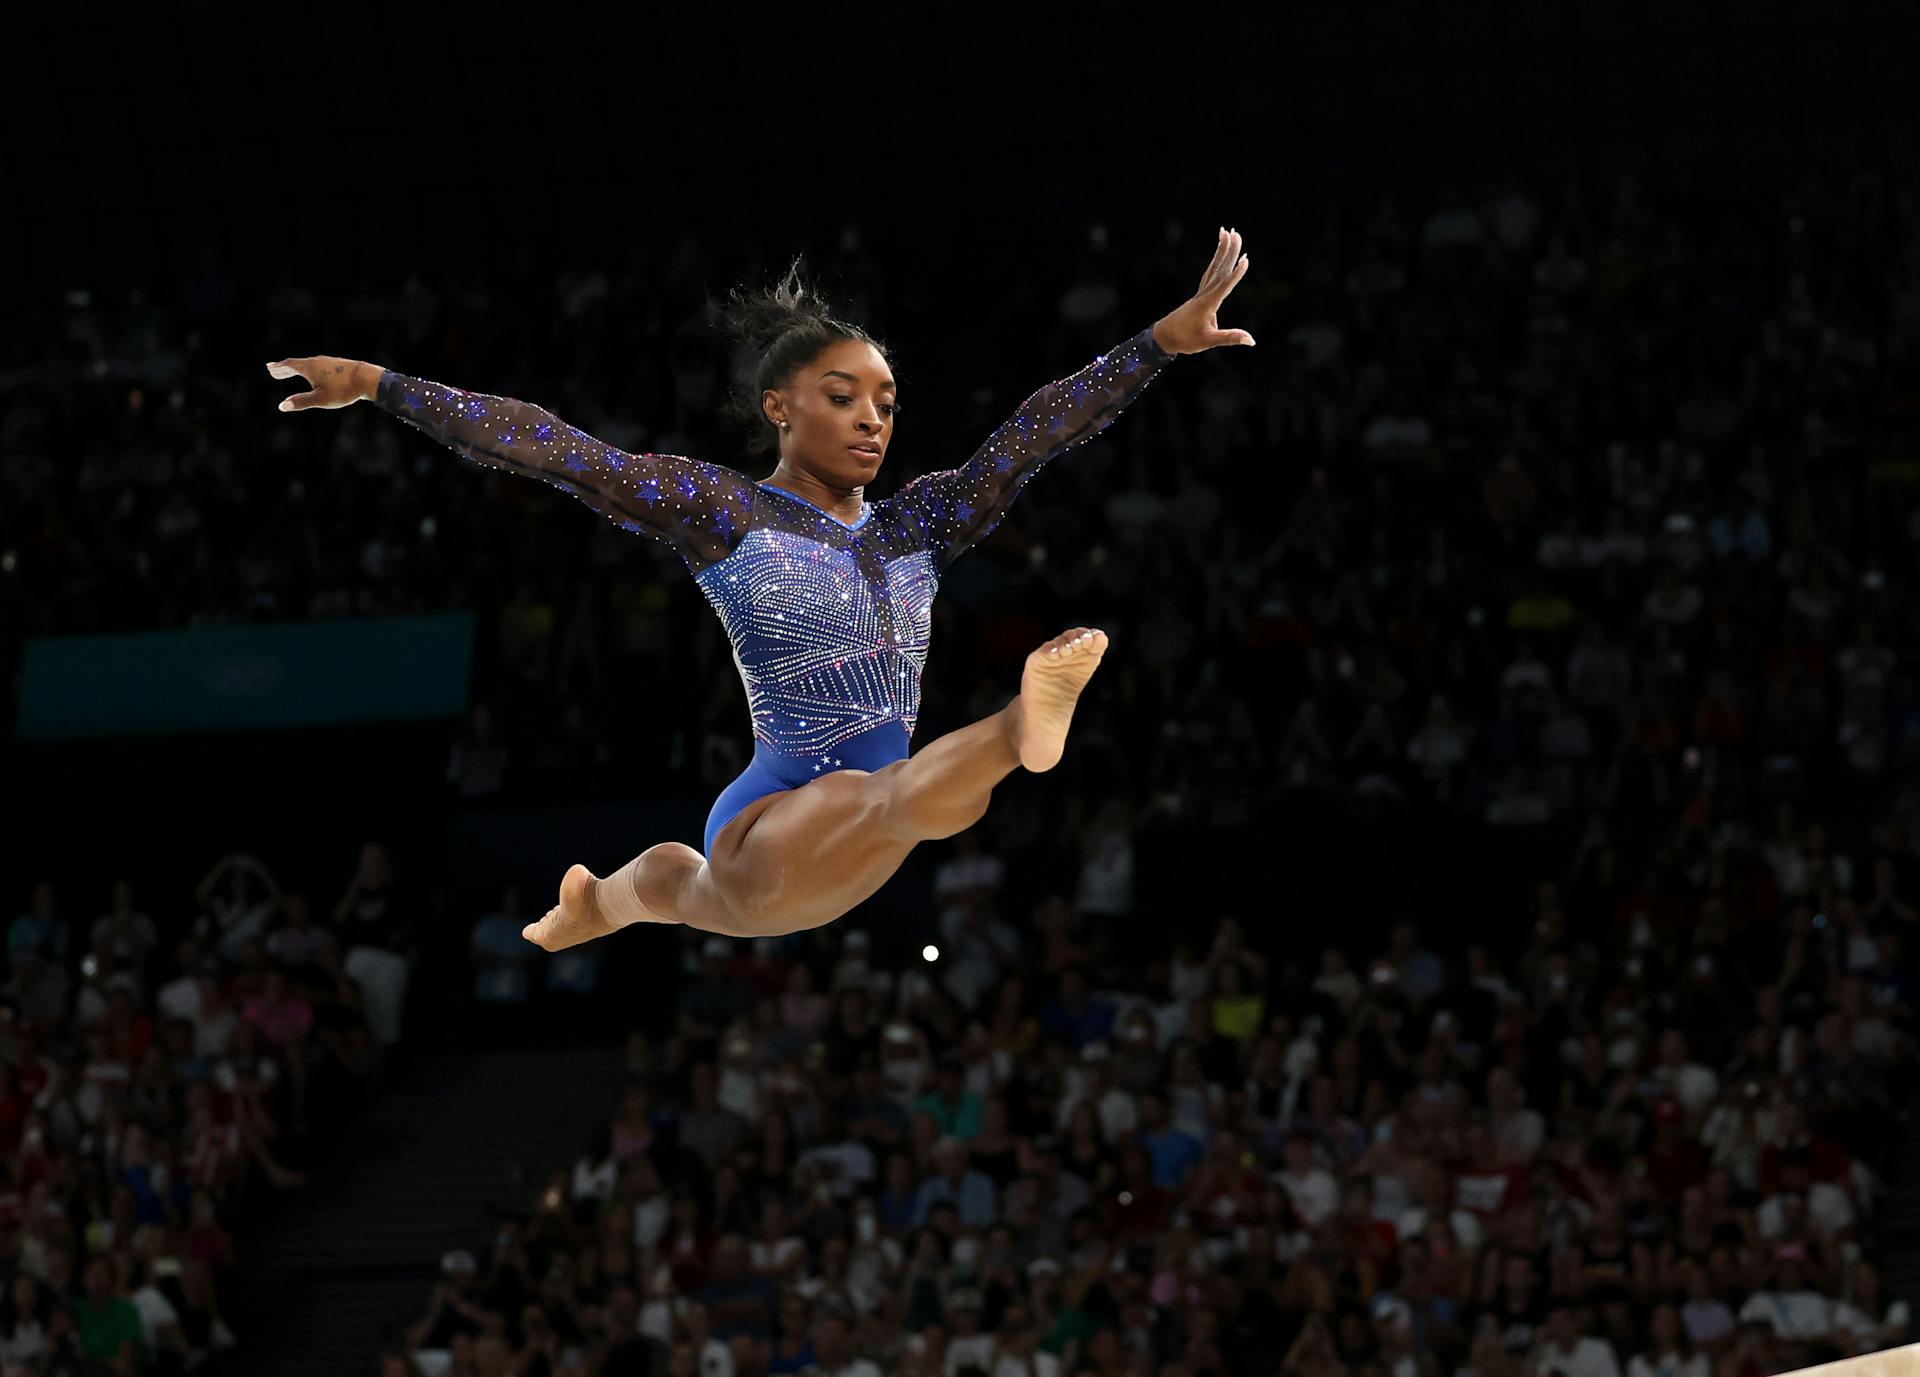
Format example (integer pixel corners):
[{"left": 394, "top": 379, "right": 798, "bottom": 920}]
[{"left": 522, "top": 628, "right": 1109, "bottom": 946}]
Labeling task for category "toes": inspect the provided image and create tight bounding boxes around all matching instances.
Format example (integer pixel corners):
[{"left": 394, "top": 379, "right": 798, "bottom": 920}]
[{"left": 1041, "top": 628, "right": 1107, "bottom": 659}]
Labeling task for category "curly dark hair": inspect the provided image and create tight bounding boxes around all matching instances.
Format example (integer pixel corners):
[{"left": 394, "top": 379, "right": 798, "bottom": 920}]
[{"left": 713, "top": 255, "right": 895, "bottom": 460}]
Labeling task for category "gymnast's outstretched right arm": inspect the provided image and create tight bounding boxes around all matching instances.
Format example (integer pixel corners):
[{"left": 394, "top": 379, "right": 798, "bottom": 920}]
[{"left": 266, "top": 355, "right": 753, "bottom": 571}]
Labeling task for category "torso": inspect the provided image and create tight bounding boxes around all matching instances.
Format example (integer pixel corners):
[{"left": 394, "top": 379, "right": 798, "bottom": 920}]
[{"left": 692, "top": 482, "right": 939, "bottom": 766}]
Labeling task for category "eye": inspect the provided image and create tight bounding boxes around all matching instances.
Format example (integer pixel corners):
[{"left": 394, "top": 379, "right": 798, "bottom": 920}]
[{"left": 830, "top": 395, "right": 898, "bottom": 417}]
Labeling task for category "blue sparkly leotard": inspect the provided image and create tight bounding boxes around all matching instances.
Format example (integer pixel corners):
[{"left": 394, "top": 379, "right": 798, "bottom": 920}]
[{"left": 373, "top": 325, "right": 1175, "bottom": 855}]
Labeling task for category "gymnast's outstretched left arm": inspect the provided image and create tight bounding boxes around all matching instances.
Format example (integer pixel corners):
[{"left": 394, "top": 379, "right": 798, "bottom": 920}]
[{"left": 894, "top": 226, "right": 1255, "bottom": 570}]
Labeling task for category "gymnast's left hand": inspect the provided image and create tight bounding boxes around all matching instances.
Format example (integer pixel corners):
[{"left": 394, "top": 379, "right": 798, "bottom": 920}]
[{"left": 1151, "top": 226, "right": 1256, "bottom": 356}]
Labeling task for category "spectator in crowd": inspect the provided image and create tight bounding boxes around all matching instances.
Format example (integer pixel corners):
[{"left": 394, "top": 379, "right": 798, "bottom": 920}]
[
  {"left": 195, "top": 853, "right": 280, "bottom": 964},
  {"left": 0, "top": 840, "right": 377, "bottom": 1372}
]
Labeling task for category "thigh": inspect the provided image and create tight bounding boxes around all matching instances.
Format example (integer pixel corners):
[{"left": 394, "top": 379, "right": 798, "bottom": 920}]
[{"left": 708, "top": 761, "right": 918, "bottom": 933}]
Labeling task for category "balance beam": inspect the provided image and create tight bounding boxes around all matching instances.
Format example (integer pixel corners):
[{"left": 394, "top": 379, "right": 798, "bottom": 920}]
[{"left": 1787, "top": 1346, "right": 1920, "bottom": 1377}]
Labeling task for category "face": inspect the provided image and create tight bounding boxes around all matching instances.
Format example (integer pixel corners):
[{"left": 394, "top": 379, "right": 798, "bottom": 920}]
[{"left": 767, "top": 338, "right": 896, "bottom": 487}]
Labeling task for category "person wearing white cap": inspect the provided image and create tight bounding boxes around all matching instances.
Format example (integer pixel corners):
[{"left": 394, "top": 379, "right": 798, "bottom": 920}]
[{"left": 404, "top": 1250, "right": 488, "bottom": 1354}]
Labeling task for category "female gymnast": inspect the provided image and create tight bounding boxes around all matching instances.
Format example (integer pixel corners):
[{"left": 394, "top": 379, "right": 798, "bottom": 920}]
[{"left": 268, "top": 227, "right": 1254, "bottom": 946}]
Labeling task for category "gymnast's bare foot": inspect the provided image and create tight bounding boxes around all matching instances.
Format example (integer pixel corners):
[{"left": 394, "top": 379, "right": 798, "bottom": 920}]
[
  {"left": 524, "top": 863, "right": 673, "bottom": 952},
  {"left": 1011, "top": 627, "right": 1109, "bottom": 772}
]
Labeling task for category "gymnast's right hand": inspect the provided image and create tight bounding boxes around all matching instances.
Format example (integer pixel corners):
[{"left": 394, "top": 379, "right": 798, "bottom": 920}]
[{"left": 266, "top": 356, "right": 382, "bottom": 411}]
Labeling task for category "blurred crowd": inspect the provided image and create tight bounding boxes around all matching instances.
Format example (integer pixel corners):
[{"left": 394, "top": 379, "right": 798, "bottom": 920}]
[
  {"left": 394, "top": 831, "right": 1916, "bottom": 1377},
  {"left": 0, "top": 844, "right": 395, "bottom": 1374},
  {"left": 3, "top": 168, "right": 1920, "bottom": 1377}
]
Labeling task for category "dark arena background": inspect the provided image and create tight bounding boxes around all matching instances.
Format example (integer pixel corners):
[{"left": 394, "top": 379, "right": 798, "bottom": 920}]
[{"left": 5, "top": 2, "right": 1920, "bottom": 1374}]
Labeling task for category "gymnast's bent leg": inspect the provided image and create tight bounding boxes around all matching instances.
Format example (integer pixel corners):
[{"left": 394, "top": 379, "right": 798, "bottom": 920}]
[{"left": 524, "top": 627, "right": 1108, "bottom": 946}]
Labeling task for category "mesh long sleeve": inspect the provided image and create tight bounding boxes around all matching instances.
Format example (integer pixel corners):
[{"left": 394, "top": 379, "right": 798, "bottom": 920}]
[
  {"left": 888, "top": 325, "right": 1175, "bottom": 569},
  {"left": 372, "top": 371, "right": 754, "bottom": 571}
]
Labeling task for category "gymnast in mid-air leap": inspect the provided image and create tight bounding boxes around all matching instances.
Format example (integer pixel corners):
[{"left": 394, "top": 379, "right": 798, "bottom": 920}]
[{"left": 269, "top": 227, "right": 1254, "bottom": 946}]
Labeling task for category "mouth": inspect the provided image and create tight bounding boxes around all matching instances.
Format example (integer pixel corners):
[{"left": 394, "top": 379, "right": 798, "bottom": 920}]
[{"left": 847, "top": 443, "right": 882, "bottom": 458}]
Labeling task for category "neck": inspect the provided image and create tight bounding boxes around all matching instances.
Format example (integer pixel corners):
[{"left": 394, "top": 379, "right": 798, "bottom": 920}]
[{"left": 766, "top": 464, "right": 865, "bottom": 519}]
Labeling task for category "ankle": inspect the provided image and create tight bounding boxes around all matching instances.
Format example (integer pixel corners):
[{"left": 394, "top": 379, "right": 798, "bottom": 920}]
[
  {"left": 590, "top": 870, "right": 641, "bottom": 930},
  {"left": 999, "top": 697, "right": 1026, "bottom": 757}
]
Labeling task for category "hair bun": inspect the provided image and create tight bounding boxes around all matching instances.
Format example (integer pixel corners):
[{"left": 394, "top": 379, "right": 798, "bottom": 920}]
[{"left": 716, "top": 256, "right": 833, "bottom": 354}]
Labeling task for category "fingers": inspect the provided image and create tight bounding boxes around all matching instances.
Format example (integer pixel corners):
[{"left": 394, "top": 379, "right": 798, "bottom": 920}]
[
  {"left": 1213, "top": 254, "right": 1253, "bottom": 319},
  {"left": 268, "top": 361, "right": 311, "bottom": 412},
  {"left": 1199, "top": 226, "right": 1232, "bottom": 290},
  {"left": 1199, "top": 226, "right": 1243, "bottom": 295},
  {"left": 1206, "top": 234, "right": 1248, "bottom": 302}
]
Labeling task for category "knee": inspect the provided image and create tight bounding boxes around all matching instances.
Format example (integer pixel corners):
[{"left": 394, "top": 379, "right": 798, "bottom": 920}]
[{"left": 707, "top": 861, "right": 775, "bottom": 933}]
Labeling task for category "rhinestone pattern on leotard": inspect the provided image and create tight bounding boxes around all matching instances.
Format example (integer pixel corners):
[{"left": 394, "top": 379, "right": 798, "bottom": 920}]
[{"left": 373, "top": 324, "right": 1174, "bottom": 759}]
